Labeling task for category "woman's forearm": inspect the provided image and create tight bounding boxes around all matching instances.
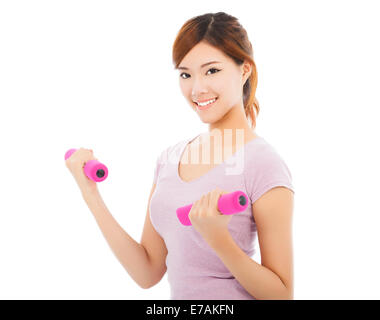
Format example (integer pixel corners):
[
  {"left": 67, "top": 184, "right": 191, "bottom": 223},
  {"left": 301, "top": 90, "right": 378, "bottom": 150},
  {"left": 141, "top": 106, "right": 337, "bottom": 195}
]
[
  {"left": 81, "top": 189, "right": 153, "bottom": 289},
  {"left": 209, "top": 231, "right": 292, "bottom": 300}
]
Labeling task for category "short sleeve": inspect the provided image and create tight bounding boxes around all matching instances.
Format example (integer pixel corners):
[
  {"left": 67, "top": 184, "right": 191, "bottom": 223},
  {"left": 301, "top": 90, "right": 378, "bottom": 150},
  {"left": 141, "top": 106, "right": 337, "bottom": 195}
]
[
  {"left": 244, "top": 145, "right": 295, "bottom": 204},
  {"left": 152, "top": 147, "right": 168, "bottom": 185},
  {"left": 152, "top": 156, "right": 161, "bottom": 185}
]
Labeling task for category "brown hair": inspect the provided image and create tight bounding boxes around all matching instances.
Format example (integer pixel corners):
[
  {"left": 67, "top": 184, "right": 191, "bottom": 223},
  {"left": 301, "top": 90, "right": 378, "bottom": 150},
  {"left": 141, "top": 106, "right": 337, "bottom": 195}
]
[{"left": 172, "top": 12, "right": 260, "bottom": 129}]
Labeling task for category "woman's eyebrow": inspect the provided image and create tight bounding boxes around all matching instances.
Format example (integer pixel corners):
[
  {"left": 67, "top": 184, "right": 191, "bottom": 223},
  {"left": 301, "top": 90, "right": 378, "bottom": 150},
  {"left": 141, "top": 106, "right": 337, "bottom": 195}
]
[{"left": 177, "top": 61, "right": 221, "bottom": 70}]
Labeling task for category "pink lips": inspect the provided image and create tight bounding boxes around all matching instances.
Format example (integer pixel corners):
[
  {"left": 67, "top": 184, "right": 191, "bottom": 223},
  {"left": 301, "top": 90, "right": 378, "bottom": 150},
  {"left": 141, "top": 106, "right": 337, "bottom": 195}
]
[{"left": 195, "top": 97, "right": 218, "bottom": 110}]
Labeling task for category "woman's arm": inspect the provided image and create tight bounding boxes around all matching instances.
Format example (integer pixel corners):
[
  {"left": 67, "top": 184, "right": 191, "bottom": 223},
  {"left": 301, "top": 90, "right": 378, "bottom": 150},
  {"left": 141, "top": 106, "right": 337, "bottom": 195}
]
[
  {"left": 209, "top": 186, "right": 294, "bottom": 300},
  {"left": 82, "top": 182, "right": 167, "bottom": 289}
]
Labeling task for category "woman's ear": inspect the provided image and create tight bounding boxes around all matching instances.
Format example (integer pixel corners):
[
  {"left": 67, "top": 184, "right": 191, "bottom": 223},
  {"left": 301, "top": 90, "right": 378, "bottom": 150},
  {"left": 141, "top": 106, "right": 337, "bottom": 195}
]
[{"left": 242, "top": 60, "right": 252, "bottom": 85}]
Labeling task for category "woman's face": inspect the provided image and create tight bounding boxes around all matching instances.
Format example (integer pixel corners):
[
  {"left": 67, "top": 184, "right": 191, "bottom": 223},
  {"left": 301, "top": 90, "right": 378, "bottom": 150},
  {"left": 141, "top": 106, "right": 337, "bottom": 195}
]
[{"left": 177, "top": 41, "right": 251, "bottom": 124}]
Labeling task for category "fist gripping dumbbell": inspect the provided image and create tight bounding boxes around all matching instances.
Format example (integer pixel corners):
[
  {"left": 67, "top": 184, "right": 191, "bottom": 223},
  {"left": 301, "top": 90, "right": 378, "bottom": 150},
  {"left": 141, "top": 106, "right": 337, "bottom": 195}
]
[
  {"left": 64, "top": 148, "right": 108, "bottom": 182},
  {"left": 176, "top": 190, "right": 249, "bottom": 226}
]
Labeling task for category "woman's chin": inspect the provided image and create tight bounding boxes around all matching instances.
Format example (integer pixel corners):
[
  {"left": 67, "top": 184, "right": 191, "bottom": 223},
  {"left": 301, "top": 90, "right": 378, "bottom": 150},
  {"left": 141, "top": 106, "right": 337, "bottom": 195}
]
[{"left": 198, "top": 115, "right": 219, "bottom": 124}]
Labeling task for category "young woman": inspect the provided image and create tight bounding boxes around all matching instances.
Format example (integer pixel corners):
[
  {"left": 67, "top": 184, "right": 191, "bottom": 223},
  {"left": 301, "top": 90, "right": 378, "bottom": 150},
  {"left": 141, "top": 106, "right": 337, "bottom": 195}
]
[{"left": 65, "top": 12, "right": 295, "bottom": 300}]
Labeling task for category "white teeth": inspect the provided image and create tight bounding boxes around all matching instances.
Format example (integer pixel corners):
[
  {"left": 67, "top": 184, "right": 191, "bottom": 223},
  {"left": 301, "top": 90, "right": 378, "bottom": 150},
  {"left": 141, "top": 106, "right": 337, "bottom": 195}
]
[{"left": 197, "top": 98, "right": 216, "bottom": 106}]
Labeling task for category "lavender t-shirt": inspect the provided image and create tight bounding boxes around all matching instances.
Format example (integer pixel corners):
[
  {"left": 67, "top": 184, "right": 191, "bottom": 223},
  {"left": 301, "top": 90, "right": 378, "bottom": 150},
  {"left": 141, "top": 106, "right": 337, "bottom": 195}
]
[{"left": 149, "top": 134, "right": 295, "bottom": 300}]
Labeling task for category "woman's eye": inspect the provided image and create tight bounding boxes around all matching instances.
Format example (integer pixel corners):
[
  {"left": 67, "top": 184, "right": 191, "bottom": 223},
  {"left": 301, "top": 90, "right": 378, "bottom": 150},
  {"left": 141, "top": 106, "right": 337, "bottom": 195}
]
[
  {"left": 180, "top": 68, "right": 220, "bottom": 79},
  {"left": 207, "top": 68, "right": 220, "bottom": 75}
]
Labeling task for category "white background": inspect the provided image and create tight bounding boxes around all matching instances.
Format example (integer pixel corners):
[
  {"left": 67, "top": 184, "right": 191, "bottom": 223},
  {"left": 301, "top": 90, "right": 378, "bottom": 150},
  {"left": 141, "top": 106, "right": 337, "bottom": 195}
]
[{"left": 1, "top": 0, "right": 379, "bottom": 299}]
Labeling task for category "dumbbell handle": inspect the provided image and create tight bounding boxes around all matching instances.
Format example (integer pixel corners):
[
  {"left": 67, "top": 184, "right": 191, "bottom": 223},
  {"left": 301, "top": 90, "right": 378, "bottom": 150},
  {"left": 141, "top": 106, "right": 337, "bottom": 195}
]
[
  {"left": 176, "top": 190, "right": 249, "bottom": 226},
  {"left": 64, "top": 148, "right": 108, "bottom": 182}
]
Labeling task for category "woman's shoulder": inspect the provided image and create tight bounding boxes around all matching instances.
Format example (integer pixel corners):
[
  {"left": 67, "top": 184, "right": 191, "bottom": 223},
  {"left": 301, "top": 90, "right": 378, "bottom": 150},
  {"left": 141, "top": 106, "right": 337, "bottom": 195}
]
[
  {"left": 246, "top": 135, "right": 286, "bottom": 160},
  {"left": 244, "top": 135, "right": 293, "bottom": 176},
  {"left": 243, "top": 136, "right": 294, "bottom": 201},
  {"left": 155, "top": 136, "right": 192, "bottom": 164}
]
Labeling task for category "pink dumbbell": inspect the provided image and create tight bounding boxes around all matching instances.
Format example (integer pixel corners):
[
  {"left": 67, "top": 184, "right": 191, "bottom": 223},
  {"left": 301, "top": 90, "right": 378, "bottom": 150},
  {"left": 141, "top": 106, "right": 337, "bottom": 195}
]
[
  {"left": 176, "top": 190, "right": 249, "bottom": 226},
  {"left": 64, "top": 148, "right": 108, "bottom": 182}
]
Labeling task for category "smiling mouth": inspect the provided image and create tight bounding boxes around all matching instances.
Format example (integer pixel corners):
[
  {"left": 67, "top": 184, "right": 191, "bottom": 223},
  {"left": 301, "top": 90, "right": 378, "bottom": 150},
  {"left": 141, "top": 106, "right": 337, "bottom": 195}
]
[{"left": 194, "top": 97, "right": 218, "bottom": 110}]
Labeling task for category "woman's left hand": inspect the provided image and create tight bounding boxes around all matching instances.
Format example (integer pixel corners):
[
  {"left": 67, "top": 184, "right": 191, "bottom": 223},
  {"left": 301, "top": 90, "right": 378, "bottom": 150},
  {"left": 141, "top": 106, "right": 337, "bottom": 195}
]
[{"left": 188, "top": 187, "right": 232, "bottom": 247}]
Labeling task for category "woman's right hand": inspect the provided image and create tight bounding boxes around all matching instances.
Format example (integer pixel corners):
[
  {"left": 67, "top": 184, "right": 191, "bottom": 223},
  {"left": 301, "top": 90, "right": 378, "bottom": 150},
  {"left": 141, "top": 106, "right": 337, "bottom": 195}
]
[{"left": 65, "top": 148, "right": 99, "bottom": 195}]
